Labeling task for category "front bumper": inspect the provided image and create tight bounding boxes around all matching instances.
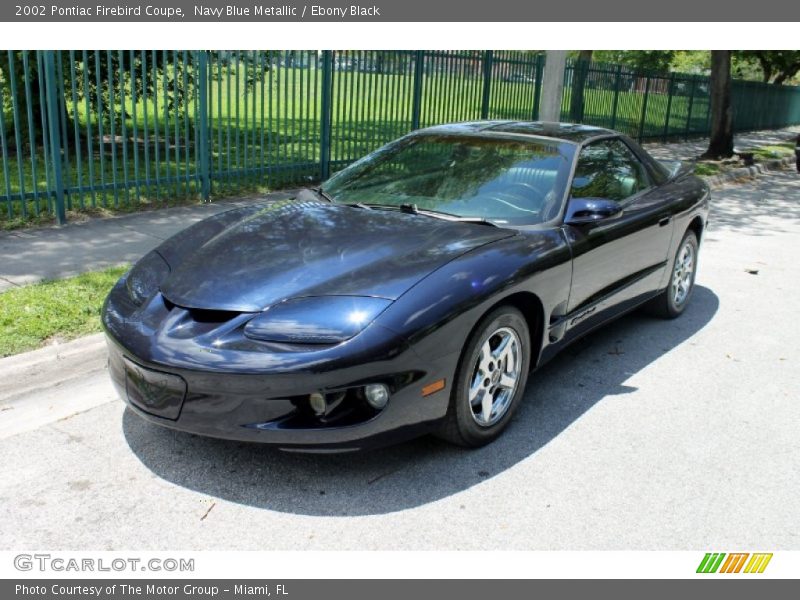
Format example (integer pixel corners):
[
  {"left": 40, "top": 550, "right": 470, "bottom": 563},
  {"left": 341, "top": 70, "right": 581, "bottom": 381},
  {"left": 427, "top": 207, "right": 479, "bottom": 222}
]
[{"left": 103, "top": 283, "right": 456, "bottom": 451}]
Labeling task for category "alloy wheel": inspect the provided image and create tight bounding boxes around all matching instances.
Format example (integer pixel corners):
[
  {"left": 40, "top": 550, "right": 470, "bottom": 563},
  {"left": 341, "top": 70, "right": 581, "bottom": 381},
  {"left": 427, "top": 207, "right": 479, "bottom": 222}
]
[
  {"left": 468, "top": 326, "right": 522, "bottom": 427},
  {"left": 672, "top": 240, "right": 695, "bottom": 306}
]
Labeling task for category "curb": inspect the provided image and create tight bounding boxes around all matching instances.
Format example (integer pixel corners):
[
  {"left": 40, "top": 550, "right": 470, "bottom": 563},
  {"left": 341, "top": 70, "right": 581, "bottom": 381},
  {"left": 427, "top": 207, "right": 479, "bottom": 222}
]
[
  {"left": 0, "top": 333, "right": 107, "bottom": 405},
  {"left": 701, "top": 155, "right": 796, "bottom": 188}
]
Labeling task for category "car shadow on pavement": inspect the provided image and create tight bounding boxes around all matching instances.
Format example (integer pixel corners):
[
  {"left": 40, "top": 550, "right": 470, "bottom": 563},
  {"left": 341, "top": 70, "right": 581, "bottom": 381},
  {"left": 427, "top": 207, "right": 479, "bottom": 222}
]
[{"left": 123, "top": 285, "right": 719, "bottom": 516}]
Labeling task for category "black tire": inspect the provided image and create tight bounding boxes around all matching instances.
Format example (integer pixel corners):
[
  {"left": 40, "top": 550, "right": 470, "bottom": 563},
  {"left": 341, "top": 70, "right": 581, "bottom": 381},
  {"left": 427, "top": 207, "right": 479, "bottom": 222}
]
[
  {"left": 645, "top": 230, "right": 699, "bottom": 319},
  {"left": 436, "top": 305, "right": 531, "bottom": 448}
]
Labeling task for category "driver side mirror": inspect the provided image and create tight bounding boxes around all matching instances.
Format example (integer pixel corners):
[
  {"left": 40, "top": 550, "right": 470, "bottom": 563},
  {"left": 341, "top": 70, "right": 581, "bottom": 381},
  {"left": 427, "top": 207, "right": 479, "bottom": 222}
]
[{"left": 564, "top": 197, "right": 623, "bottom": 226}]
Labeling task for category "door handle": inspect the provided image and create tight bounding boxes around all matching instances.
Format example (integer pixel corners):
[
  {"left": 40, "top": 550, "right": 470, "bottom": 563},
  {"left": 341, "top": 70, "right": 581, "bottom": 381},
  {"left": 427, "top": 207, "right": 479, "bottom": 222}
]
[{"left": 658, "top": 216, "right": 671, "bottom": 227}]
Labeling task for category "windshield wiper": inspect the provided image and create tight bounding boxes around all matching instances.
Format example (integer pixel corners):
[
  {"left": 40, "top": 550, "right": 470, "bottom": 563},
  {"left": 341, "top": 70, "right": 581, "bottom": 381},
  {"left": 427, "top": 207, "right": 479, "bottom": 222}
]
[
  {"left": 344, "top": 202, "right": 373, "bottom": 210},
  {"left": 443, "top": 216, "right": 498, "bottom": 227},
  {"left": 410, "top": 205, "right": 498, "bottom": 227},
  {"left": 308, "top": 188, "right": 373, "bottom": 210},
  {"left": 356, "top": 203, "right": 497, "bottom": 227},
  {"left": 311, "top": 187, "right": 334, "bottom": 202}
]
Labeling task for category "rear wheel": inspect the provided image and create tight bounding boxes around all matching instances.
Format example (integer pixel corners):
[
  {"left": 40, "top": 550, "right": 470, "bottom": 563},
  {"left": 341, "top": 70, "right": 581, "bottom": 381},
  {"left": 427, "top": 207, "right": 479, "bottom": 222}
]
[
  {"left": 646, "top": 230, "right": 699, "bottom": 319},
  {"left": 437, "top": 306, "right": 531, "bottom": 447}
]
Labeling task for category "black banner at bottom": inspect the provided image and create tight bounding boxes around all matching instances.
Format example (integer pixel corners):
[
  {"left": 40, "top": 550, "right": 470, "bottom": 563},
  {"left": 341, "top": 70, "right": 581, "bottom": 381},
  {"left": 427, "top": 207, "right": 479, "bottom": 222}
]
[{"left": 2, "top": 580, "right": 797, "bottom": 600}]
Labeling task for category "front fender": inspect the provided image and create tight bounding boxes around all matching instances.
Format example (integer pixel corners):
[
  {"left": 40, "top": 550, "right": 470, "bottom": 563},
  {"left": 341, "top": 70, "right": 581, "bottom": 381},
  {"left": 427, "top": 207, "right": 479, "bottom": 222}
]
[{"left": 375, "top": 230, "right": 573, "bottom": 367}]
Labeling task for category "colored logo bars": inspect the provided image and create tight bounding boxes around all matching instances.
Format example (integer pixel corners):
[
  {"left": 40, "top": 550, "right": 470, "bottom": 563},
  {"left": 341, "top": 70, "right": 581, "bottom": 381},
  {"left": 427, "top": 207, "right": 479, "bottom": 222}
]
[{"left": 696, "top": 553, "right": 773, "bottom": 574}]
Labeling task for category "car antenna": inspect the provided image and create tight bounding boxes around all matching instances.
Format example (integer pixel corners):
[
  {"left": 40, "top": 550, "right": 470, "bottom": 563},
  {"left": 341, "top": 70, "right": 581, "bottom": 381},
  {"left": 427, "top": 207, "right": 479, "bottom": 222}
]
[{"left": 400, "top": 203, "right": 418, "bottom": 214}]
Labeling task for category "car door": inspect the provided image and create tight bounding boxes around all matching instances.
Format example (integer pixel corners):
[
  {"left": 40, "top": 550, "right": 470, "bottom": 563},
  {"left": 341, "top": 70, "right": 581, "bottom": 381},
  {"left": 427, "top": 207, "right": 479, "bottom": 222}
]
[{"left": 561, "top": 137, "right": 675, "bottom": 338}]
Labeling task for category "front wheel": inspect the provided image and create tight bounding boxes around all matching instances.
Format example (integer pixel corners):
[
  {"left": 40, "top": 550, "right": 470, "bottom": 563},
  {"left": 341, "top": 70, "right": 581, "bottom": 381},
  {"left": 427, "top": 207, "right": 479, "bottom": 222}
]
[
  {"left": 436, "top": 306, "right": 531, "bottom": 447},
  {"left": 646, "top": 230, "right": 699, "bottom": 319}
]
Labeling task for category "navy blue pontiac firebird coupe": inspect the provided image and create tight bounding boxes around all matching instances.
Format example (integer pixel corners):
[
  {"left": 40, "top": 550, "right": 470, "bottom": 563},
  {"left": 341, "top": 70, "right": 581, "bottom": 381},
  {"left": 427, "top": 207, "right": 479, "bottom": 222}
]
[{"left": 103, "top": 121, "right": 709, "bottom": 451}]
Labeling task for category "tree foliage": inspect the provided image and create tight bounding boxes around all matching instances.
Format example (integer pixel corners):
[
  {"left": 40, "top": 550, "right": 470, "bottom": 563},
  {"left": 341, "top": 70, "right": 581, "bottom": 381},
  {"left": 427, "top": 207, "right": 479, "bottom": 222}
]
[
  {"left": 591, "top": 50, "right": 676, "bottom": 73},
  {"left": 570, "top": 50, "right": 800, "bottom": 84},
  {"left": 0, "top": 50, "right": 199, "bottom": 148},
  {"left": 736, "top": 51, "right": 800, "bottom": 85}
]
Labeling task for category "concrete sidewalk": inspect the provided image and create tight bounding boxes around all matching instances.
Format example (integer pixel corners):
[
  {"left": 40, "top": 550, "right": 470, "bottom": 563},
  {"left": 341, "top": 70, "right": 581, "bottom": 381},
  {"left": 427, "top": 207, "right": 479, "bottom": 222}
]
[
  {"left": 0, "top": 193, "right": 292, "bottom": 293},
  {"left": 1, "top": 127, "right": 798, "bottom": 293},
  {"left": 642, "top": 126, "right": 799, "bottom": 161}
]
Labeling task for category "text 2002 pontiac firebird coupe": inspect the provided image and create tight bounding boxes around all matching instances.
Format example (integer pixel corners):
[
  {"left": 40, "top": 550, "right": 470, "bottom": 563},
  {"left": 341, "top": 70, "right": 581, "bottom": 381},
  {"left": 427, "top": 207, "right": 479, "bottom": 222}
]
[{"left": 103, "top": 121, "right": 709, "bottom": 451}]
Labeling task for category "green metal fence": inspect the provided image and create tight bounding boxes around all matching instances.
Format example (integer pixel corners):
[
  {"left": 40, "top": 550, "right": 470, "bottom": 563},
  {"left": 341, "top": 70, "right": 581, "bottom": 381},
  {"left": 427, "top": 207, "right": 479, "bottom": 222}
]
[{"left": 2, "top": 50, "right": 800, "bottom": 225}]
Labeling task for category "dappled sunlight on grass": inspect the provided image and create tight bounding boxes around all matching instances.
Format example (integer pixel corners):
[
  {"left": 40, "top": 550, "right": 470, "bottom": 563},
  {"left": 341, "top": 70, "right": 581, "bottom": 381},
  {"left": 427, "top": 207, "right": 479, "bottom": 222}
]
[{"left": 0, "top": 265, "right": 128, "bottom": 356}]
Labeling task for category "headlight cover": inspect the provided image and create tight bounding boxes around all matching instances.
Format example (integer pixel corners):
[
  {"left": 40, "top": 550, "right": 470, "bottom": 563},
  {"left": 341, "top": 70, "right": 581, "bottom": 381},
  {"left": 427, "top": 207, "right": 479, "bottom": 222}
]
[
  {"left": 125, "top": 250, "right": 170, "bottom": 306},
  {"left": 243, "top": 296, "right": 392, "bottom": 344}
]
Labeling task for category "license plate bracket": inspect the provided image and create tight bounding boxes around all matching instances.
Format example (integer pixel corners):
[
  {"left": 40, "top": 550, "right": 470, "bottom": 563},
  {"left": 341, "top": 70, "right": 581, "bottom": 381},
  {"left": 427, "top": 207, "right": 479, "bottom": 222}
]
[{"left": 123, "top": 357, "right": 186, "bottom": 420}]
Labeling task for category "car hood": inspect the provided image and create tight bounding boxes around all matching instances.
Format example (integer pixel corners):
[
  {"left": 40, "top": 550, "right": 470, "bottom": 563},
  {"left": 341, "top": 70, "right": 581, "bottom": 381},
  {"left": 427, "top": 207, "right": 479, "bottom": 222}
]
[{"left": 159, "top": 199, "right": 514, "bottom": 312}]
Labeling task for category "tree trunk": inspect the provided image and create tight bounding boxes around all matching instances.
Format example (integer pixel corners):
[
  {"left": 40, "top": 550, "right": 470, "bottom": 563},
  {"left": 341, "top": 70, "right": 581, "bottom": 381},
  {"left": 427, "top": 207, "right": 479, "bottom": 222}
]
[
  {"left": 568, "top": 50, "right": 593, "bottom": 123},
  {"left": 702, "top": 51, "right": 734, "bottom": 160},
  {"left": 773, "top": 63, "right": 800, "bottom": 86},
  {"left": 756, "top": 52, "right": 773, "bottom": 83}
]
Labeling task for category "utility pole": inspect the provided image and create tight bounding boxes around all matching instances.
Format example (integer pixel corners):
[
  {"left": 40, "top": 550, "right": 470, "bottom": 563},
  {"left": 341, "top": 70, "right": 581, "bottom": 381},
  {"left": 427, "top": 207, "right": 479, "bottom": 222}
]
[{"left": 540, "top": 51, "right": 568, "bottom": 123}]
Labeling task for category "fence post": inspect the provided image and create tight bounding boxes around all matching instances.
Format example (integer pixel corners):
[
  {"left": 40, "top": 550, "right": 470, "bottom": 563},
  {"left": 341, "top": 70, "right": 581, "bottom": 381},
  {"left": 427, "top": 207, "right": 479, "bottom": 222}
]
[
  {"left": 532, "top": 54, "right": 544, "bottom": 120},
  {"left": 197, "top": 51, "right": 211, "bottom": 201},
  {"left": 44, "top": 51, "right": 66, "bottom": 225},
  {"left": 662, "top": 73, "right": 675, "bottom": 142},
  {"left": 610, "top": 64, "right": 622, "bottom": 130},
  {"left": 411, "top": 50, "right": 424, "bottom": 130},
  {"left": 319, "top": 50, "right": 333, "bottom": 180},
  {"left": 480, "top": 50, "right": 493, "bottom": 120},
  {"left": 684, "top": 78, "right": 696, "bottom": 138},
  {"left": 637, "top": 75, "right": 651, "bottom": 142}
]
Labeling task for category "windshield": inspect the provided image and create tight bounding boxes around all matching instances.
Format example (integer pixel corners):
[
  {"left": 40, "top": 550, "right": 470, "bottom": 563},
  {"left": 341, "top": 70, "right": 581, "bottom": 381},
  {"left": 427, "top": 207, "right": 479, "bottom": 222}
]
[{"left": 321, "top": 134, "right": 576, "bottom": 225}]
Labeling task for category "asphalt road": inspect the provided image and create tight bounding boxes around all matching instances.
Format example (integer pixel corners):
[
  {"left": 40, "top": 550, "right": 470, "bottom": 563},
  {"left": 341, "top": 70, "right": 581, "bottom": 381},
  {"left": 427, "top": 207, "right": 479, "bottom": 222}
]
[{"left": 1, "top": 170, "right": 799, "bottom": 550}]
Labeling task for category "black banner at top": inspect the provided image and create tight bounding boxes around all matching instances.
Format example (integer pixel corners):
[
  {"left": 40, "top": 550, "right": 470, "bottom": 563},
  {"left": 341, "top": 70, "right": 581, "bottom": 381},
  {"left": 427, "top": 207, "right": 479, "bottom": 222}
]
[{"left": 1, "top": 0, "right": 797, "bottom": 22}]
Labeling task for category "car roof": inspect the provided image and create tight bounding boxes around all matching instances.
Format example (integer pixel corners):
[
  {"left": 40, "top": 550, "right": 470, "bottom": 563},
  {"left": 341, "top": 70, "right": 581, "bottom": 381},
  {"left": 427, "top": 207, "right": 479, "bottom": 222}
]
[{"left": 415, "top": 120, "right": 617, "bottom": 144}]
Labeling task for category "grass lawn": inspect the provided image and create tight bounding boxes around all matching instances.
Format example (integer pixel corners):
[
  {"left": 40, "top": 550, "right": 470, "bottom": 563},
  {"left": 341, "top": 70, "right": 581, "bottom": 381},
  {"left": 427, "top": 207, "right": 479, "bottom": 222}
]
[
  {"left": 0, "top": 265, "right": 128, "bottom": 357},
  {"left": 693, "top": 162, "right": 722, "bottom": 176},
  {"left": 752, "top": 142, "right": 796, "bottom": 160},
  {"left": 691, "top": 141, "right": 796, "bottom": 178}
]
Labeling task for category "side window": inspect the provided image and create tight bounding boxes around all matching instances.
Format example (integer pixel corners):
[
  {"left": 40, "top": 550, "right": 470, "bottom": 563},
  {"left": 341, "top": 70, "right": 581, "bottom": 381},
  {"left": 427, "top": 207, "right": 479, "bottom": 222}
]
[{"left": 570, "top": 139, "right": 651, "bottom": 203}]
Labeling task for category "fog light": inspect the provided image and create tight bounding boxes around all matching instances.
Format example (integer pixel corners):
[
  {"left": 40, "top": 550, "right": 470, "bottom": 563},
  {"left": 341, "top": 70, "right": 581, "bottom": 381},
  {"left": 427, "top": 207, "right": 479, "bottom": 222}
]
[
  {"left": 309, "top": 392, "right": 326, "bottom": 416},
  {"left": 364, "top": 384, "right": 390, "bottom": 410}
]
